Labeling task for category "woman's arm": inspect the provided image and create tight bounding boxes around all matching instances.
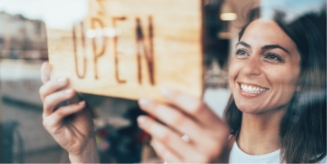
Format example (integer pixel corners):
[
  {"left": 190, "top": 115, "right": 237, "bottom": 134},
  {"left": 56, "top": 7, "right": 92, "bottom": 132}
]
[
  {"left": 68, "top": 138, "right": 99, "bottom": 163},
  {"left": 40, "top": 62, "right": 99, "bottom": 163}
]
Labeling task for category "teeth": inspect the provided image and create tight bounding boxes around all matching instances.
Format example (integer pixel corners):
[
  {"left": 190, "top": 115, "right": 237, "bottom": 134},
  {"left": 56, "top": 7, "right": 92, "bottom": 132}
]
[{"left": 240, "top": 84, "right": 267, "bottom": 93}]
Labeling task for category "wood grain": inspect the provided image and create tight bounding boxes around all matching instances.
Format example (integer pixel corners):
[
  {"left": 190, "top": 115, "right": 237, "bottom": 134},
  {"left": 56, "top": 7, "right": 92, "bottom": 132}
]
[{"left": 47, "top": 0, "right": 204, "bottom": 101}]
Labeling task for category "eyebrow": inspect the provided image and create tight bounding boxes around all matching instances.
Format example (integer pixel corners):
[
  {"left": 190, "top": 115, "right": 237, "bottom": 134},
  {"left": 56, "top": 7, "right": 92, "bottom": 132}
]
[
  {"left": 262, "top": 45, "right": 290, "bottom": 54},
  {"left": 236, "top": 41, "right": 290, "bottom": 54},
  {"left": 236, "top": 41, "right": 250, "bottom": 48}
]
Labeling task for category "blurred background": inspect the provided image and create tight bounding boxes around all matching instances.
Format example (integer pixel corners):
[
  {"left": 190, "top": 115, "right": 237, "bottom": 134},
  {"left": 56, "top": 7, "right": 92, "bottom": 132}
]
[{"left": 0, "top": 0, "right": 325, "bottom": 163}]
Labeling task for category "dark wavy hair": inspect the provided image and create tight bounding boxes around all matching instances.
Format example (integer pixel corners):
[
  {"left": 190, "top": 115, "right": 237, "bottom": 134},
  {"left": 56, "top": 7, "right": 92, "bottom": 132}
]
[{"left": 224, "top": 7, "right": 326, "bottom": 163}]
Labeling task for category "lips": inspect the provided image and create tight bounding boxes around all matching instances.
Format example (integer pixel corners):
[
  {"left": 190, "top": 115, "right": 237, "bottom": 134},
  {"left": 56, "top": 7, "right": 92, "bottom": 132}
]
[{"left": 239, "top": 83, "right": 269, "bottom": 94}]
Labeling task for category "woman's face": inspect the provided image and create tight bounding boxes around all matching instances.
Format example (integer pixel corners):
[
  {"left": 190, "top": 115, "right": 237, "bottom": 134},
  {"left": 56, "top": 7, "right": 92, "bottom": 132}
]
[{"left": 229, "top": 19, "right": 301, "bottom": 114}]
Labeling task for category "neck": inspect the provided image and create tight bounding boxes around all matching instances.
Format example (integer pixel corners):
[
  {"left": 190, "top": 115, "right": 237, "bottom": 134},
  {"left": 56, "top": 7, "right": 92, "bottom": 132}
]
[{"left": 237, "top": 108, "right": 286, "bottom": 155}]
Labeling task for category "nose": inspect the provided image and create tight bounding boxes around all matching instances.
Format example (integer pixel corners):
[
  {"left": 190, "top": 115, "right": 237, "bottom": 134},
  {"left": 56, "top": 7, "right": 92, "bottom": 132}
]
[{"left": 241, "top": 54, "right": 262, "bottom": 77}]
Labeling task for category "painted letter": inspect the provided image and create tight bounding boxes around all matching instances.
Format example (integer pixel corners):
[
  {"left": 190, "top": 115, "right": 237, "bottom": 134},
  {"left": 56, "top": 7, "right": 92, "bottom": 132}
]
[
  {"left": 72, "top": 22, "right": 87, "bottom": 79},
  {"left": 91, "top": 18, "right": 107, "bottom": 79},
  {"left": 136, "top": 17, "right": 155, "bottom": 85},
  {"left": 112, "top": 17, "right": 127, "bottom": 83}
]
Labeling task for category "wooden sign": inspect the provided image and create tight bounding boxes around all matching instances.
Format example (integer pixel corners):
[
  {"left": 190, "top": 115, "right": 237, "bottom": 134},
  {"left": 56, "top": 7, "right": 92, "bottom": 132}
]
[{"left": 47, "top": 0, "right": 204, "bottom": 100}]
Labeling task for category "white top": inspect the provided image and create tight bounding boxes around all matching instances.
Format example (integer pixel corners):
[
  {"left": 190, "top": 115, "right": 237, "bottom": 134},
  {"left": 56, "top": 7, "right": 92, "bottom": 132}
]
[{"left": 229, "top": 141, "right": 327, "bottom": 163}]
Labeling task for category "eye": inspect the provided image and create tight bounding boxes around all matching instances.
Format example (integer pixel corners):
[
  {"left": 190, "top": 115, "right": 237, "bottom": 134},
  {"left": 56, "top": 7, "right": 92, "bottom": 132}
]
[
  {"left": 264, "top": 53, "right": 284, "bottom": 62},
  {"left": 235, "top": 49, "right": 249, "bottom": 59}
]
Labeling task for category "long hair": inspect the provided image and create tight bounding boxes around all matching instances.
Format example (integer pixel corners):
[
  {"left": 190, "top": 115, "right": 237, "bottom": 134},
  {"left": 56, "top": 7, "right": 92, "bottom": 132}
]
[{"left": 224, "top": 7, "right": 326, "bottom": 163}]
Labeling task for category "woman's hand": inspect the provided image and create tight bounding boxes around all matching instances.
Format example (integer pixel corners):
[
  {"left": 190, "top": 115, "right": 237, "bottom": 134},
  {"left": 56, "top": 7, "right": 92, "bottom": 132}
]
[
  {"left": 137, "top": 89, "right": 230, "bottom": 163},
  {"left": 39, "top": 62, "right": 99, "bottom": 163}
]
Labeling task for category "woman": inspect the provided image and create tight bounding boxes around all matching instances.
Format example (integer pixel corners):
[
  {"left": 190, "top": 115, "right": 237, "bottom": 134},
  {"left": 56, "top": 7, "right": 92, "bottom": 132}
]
[
  {"left": 39, "top": 7, "right": 326, "bottom": 163},
  {"left": 226, "top": 7, "right": 326, "bottom": 163}
]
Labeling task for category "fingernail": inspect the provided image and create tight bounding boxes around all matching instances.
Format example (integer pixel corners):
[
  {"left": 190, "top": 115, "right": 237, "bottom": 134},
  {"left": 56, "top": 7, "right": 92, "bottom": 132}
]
[
  {"left": 64, "top": 89, "right": 73, "bottom": 95},
  {"left": 139, "top": 98, "right": 152, "bottom": 107},
  {"left": 78, "top": 101, "right": 85, "bottom": 106},
  {"left": 161, "top": 88, "right": 172, "bottom": 97},
  {"left": 57, "top": 77, "right": 67, "bottom": 83},
  {"left": 137, "top": 116, "right": 147, "bottom": 124}
]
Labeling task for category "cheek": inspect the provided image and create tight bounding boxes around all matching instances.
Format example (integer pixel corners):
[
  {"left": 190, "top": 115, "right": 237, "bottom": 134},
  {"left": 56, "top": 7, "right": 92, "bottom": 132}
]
[
  {"left": 266, "top": 65, "right": 300, "bottom": 89},
  {"left": 263, "top": 66, "right": 300, "bottom": 106},
  {"left": 228, "top": 58, "right": 243, "bottom": 91}
]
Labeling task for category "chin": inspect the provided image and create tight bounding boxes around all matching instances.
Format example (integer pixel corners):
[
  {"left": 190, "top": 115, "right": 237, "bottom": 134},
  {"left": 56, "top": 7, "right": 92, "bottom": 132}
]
[{"left": 234, "top": 101, "right": 266, "bottom": 114}]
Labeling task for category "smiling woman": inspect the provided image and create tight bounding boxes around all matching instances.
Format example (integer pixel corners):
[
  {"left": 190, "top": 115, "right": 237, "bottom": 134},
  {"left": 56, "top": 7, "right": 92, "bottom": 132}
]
[
  {"left": 225, "top": 7, "right": 326, "bottom": 163},
  {"left": 38, "top": 3, "right": 326, "bottom": 164},
  {"left": 230, "top": 19, "right": 301, "bottom": 113}
]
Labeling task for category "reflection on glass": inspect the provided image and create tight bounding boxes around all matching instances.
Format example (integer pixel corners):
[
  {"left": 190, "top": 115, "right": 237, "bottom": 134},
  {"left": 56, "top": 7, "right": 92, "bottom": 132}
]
[{"left": 0, "top": 0, "right": 325, "bottom": 163}]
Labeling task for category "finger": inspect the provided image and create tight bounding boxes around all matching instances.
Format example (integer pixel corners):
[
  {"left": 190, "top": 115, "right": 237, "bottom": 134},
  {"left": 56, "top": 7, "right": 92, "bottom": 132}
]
[
  {"left": 138, "top": 99, "right": 204, "bottom": 145},
  {"left": 137, "top": 115, "right": 197, "bottom": 161},
  {"left": 39, "top": 77, "right": 69, "bottom": 101},
  {"left": 41, "top": 62, "right": 52, "bottom": 84},
  {"left": 151, "top": 139, "right": 182, "bottom": 163},
  {"left": 161, "top": 89, "right": 224, "bottom": 127},
  {"left": 138, "top": 99, "right": 229, "bottom": 158},
  {"left": 43, "top": 89, "right": 76, "bottom": 118},
  {"left": 43, "top": 101, "right": 86, "bottom": 131}
]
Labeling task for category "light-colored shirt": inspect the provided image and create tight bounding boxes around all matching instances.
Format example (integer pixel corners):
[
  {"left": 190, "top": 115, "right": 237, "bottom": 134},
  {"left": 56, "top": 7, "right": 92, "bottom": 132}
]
[{"left": 229, "top": 141, "right": 326, "bottom": 163}]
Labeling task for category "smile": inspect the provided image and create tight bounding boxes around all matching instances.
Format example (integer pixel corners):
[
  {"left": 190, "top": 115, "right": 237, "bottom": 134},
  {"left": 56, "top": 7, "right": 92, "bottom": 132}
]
[{"left": 239, "top": 83, "right": 269, "bottom": 94}]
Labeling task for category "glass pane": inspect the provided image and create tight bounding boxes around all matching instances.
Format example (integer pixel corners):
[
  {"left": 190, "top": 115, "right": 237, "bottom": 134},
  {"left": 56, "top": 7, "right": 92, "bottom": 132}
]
[{"left": 0, "top": 0, "right": 325, "bottom": 163}]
